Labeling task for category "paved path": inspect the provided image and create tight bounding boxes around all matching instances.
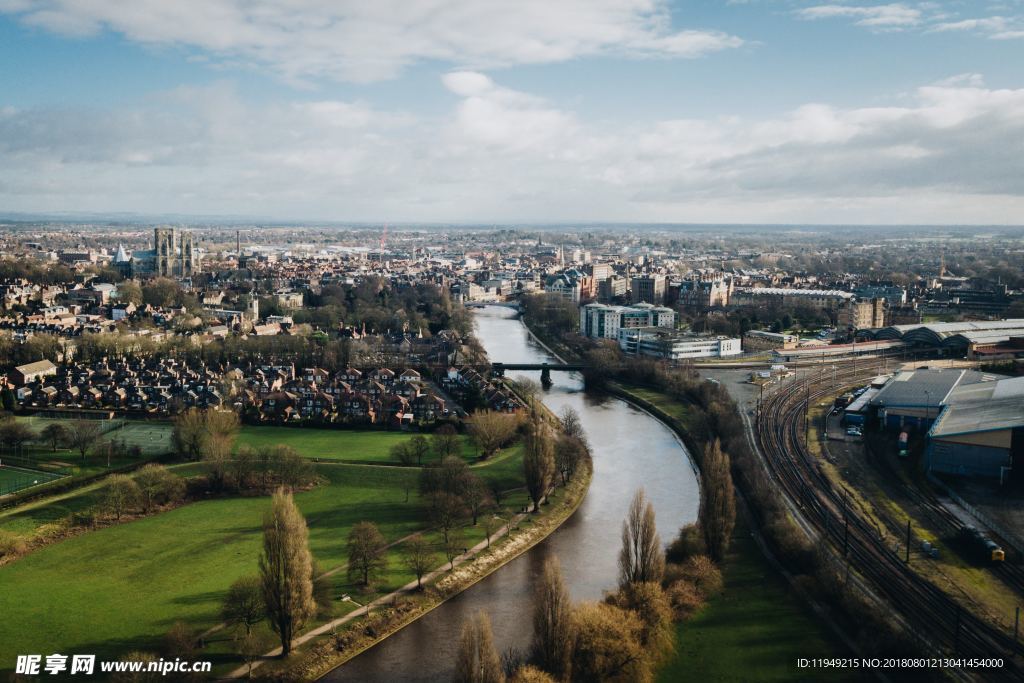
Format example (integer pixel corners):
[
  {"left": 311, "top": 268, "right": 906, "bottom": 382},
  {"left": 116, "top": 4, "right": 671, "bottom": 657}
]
[
  {"left": 224, "top": 513, "right": 526, "bottom": 679},
  {"left": 200, "top": 530, "right": 424, "bottom": 641}
]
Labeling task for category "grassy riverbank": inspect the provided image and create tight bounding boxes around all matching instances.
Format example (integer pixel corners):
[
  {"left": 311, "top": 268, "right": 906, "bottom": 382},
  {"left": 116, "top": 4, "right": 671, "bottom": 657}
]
[{"left": 610, "top": 382, "right": 849, "bottom": 681}]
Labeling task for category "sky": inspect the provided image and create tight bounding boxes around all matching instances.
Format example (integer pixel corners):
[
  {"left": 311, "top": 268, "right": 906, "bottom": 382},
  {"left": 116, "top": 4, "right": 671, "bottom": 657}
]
[{"left": 1, "top": 0, "right": 1024, "bottom": 225}]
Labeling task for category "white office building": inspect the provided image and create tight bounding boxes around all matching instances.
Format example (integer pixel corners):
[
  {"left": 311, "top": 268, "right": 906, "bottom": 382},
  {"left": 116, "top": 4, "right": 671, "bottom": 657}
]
[
  {"left": 618, "top": 327, "right": 742, "bottom": 361},
  {"left": 579, "top": 302, "right": 675, "bottom": 339}
]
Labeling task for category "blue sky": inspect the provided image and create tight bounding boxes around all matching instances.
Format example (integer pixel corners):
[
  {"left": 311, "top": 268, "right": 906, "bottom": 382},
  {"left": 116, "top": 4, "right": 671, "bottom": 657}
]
[{"left": 1, "top": 1, "right": 1023, "bottom": 224}]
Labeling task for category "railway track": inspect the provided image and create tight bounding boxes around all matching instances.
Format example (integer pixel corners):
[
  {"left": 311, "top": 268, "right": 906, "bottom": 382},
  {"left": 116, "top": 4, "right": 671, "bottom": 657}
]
[{"left": 756, "top": 364, "right": 1024, "bottom": 680}]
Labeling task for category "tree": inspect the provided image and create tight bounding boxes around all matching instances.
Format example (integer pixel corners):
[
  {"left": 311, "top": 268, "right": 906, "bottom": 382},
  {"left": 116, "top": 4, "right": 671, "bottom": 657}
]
[
  {"left": 699, "top": 438, "right": 735, "bottom": 563},
  {"left": 402, "top": 535, "right": 435, "bottom": 589},
  {"left": 428, "top": 491, "right": 465, "bottom": 544},
  {"left": 444, "top": 527, "right": 465, "bottom": 570},
  {"left": 618, "top": 489, "right": 664, "bottom": 588},
  {"left": 606, "top": 582, "right": 674, "bottom": 667},
  {"left": 0, "top": 418, "right": 35, "bottom": 454},
  {"left": 463, "top": 473, "right": 493, "bottom": 525},
  {"left": 163, "top": 621, "right": 196, "bottom": 659},
  {"left": 134, "top": 464, "right": 185, "bottom": 512},
  {"left": 222, "top": 576, "right": 266, "bottom": 637},
  {"left": 408, "top": 434, "right": 431, "bottom": 466},
  {"left": 432, "top": 423, "right": 461, "bottom": 460},
  {"left": 172, "top": 408, "right": 208, "bottom": 460},
  {"left": 142, "top": 277, "right": 182, "bottom": 307},
  {"left": 230, "top": 446, "right": 256, "bottom": 491},
  {"left": 559, "top": 406, "right": 585, "bottom": 442},
  {"left": 554, "top": 435, "right": 587, "bottom": 485},
  {"left": 523, "top": 421, "right": 554, "bottom": 512},
  {"left": 467, "top": 410, "right": 520, "bottom": 459},
  {"left": 391, "top": 441, "right": 417, "bottom": 466},
  {"left": 103, "top": 474, "right": 141, "bottom": 521},
  {"left": 259, "top": 489, "right": 316, "bottom": 657},
  {"left": 117, "top": 280, "right": 143, "bottom": 306},
  {"left": 172, "top": 407, "right": 240, "bottom": 463},
  {"left": 453, "top": 611, "right": 505, "bottom": 683},
  {"left": 40, "top": 422, "right": 68, "bottom": 452},
  {"left": 569, "top": 602, "right": 648, "bottom": 683},
  {"left": 66, "top": 420, "right": 103, "bottom": 461},
  {"left": 531, "top": 557, "right": 574, "bottom": 681},
  {"left": 347, "top": 521, "right": 387, "bottom": 587}
]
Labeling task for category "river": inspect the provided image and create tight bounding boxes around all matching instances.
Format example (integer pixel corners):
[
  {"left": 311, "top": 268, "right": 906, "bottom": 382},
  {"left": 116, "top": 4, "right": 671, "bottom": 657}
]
[{"left": 323, "top": 306, "right": 700, "bottom": 682}]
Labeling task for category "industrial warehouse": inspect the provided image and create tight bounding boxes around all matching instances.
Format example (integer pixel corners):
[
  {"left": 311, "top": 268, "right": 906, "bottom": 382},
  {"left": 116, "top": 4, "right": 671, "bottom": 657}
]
[{"left": 844, "top": 368, "right": 1024, "bottom": 482}]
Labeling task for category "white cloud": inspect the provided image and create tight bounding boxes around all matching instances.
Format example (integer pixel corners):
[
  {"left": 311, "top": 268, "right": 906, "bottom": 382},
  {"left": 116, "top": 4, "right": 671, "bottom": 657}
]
[
  {"left": 0, "top": 0, "right": 745, "bottom": 83},
  {"left": 797, "top": 3, "right": 922, "bottom": 28},
  {"left": 2, "top": 75, "right": 1024, "bottom": 223}
]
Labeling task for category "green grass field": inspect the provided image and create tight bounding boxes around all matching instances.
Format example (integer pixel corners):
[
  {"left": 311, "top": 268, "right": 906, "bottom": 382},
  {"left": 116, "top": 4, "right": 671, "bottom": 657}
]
[
  {"left": 235, "top": 425, "right": 479, "bottom": 464},
  {"left": 0, "top": 430, "right": 530, "bottom": 674},
  {"left": 0, "top": 465, "right": 471, "bottom": 670},
  {"left": 658, "top": 517, "right": 851, "bottom": 683}
]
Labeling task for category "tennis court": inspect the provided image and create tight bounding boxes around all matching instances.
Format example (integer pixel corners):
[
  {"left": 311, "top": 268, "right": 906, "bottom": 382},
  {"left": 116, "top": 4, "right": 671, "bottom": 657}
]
[{"left": 0, "top": 462, "right": 64, "bottom": 496}]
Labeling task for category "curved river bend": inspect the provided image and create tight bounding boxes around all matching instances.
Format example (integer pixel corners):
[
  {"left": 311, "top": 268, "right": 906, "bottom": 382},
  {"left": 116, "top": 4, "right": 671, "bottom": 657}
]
[{"left": 324, "top": 306, "right": 700, "bottom": 682}]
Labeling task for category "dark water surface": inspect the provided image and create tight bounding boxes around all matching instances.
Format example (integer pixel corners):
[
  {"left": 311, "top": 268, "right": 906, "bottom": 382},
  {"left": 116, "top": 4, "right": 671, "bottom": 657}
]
[{"left": 323, "top": 306, "right": 699, "bottom": 682}]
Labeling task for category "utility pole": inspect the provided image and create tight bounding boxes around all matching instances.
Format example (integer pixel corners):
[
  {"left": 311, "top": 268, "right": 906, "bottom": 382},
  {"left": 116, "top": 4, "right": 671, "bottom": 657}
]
[
  {"left": 805, "top": 378, "right": 810, "bottom": 447},
  {"left": 905, "top": 520, "right": 911, "bottom": 564},
  {"left": 843, "top": 491, "right": 849, "bottom": 556}
]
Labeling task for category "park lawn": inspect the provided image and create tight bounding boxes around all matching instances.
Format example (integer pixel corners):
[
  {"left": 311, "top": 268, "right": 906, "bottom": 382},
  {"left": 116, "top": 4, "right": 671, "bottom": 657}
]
[
  {"left": 0, "top": 464, "right": 429, "bottom": 671},
  {"left": 235, "top": 425, "right": 477, "bottom": 464},
  {"left": 658, "top": 516, "right": 852, "bottom": 683}
]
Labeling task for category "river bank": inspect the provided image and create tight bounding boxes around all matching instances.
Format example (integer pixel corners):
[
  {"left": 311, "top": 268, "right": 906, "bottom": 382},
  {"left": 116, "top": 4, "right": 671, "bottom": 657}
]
[
  {"left": 266, "top": 460, "right": 593, "bottom": 682},
  {"left": 321, "top": 306, "right": 699, "bottom": 682}
]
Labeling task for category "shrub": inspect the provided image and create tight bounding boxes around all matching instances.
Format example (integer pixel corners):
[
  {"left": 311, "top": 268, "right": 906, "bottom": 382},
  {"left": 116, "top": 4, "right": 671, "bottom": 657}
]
[
  {"left": 676, "top": 555, "right": 723, "bottom": 597},
  {"left": 665, "top": 523, "right": 705, "bottom": 563},
  {"left": 665, "top": 579, "right": 706, "bottom": 621},
  {"left": 0, "top": 529, "right": 27, "bottom": 559}
]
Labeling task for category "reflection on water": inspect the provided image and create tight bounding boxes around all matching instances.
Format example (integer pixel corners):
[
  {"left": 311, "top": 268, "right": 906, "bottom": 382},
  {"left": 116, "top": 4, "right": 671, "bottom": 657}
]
[{"left": 323, "top": 307, "right": 699, "bottom": 682}]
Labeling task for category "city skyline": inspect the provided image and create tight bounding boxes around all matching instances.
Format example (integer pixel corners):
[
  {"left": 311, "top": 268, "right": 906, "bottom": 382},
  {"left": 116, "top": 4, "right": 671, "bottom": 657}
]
[{"left": 2, "top": 1, "right": 1024, "bottom": 224}]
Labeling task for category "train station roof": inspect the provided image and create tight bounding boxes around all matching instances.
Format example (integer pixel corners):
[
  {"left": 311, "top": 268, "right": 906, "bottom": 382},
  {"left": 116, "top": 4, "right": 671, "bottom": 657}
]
[{"left": 866, "top": 319, "right": 1024, "bottom": 347}]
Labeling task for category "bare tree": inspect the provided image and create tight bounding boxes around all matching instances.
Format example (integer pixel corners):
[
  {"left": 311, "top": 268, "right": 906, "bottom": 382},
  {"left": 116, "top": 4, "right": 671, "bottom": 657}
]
[
  {"left": 569, "top": 602, "right": 648, "bottom": 683},
  {"left": 0, "top": 418, "right": 35, "bottom": 455},
  {"left": 39, "top": 422, "right": 67, "bottom": 452},
  {"left": 618, "top": 489, "right": 665, "bottom": 588},
  {"left": 428, "top": 491, "right": 465, "bottom": 545},
  {"left": 467, "top": 410, "right": 521, "bottom": 459},
  {"left": 259, "top": 489, "right": 316, "bottom": 657},
  {"left": 432, "top": 423, "right": 461, "bottom": 460},
  {"left": 402, "top": 535, "right": 435, "bottom": 589},
  {"left": 347, "top": 521, "right": 387, "bottom": 587},
  {"left": 523, "top": 421, "right": 554, "bottom": 512},
  {"left": 391, "top": 440, "right": 417, "bottom": 466},
  {"left": 134, "top": 464, "right": 185, "bottom": 512},
  {"left": 558, "top": 406, "right": 586, "bottom": 442},
  {"left": 444, "top": 527, "right": 465, "bottom": 571},
  {"left": 463, "top": 473, "right": 493, "bottom": 525},
  {"left": 222, "top": 575, "right": 265, "bottom": 637},
  {"left": 67, "top": 420, "right": 103, "bottom": 461},
  {"left": 531, "top": 557, "right": 574, "bottom": 680},
  {"left": 454, "top": 611, "right": 505, "bottom": 683},
  {"left": 103, "top": 474, "right": 141, "bottom": 521},
  {"left": 409, "top": 435, "right": 431, "bottom": 466}
]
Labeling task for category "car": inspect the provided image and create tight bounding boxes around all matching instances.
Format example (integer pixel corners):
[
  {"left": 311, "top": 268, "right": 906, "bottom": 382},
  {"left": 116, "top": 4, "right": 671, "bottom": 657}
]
[{"left": 846, "top": 427, "right": 862, "bottom": 437}]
